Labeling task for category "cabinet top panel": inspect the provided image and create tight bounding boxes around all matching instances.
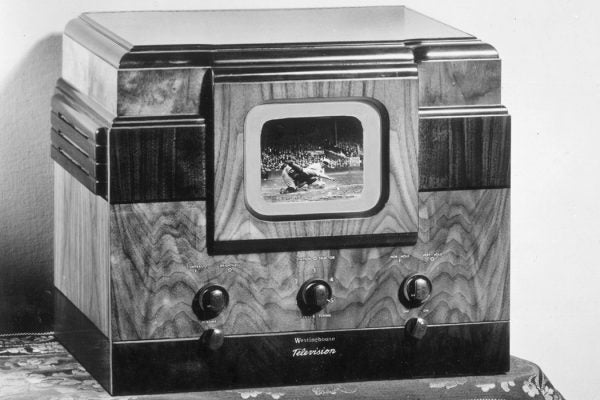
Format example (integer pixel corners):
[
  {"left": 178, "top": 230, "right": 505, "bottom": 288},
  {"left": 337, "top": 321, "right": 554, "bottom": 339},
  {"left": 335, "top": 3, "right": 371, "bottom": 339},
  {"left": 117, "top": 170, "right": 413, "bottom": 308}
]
[{"left": 80, "top": 7, "right": 472, "bottom": 49}]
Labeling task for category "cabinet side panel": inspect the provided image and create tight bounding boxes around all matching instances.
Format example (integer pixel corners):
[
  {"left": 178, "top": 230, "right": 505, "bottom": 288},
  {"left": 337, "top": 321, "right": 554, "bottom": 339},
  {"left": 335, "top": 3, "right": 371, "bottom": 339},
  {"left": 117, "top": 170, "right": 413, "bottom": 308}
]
[
  {"left": 54, "top": 163, "right": 110, "bottom": 335},
  {"left": 62, "top": 35, "right": 118, "bottom": 114}
]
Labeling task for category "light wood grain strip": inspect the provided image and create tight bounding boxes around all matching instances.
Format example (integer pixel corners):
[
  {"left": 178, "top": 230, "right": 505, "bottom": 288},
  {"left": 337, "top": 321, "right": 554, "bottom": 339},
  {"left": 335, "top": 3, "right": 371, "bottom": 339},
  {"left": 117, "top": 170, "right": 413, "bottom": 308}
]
[
  {"left": 54, "top": 163, "right": 110, "bottom": 335},
  {"left": 62, "top": 36, "right": 118, "bottom": 114}
]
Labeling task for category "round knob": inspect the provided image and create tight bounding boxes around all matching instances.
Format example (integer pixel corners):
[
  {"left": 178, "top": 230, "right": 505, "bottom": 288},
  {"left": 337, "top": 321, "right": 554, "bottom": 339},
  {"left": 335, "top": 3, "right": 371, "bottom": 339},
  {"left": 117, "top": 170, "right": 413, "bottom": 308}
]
[
  {"left": 297, "top": 279, "right": 332, "bottom": 315},
  {"left": 302, "top": 280, "right": 332, "bottom": 308},
  {"left": 200, "top": 328, "right": 225, "bottom": 351},
  {"left": 405, "top": 317, "right": 428, "bottom": 340},
  {"left": 200, "top": 288, "right": 227, "bottom": 314},
  {"left": 399, "top": 275, "right": 432, "bottom": 308},
  {"left": 193, "top": 285, "right": 229, "bottom": 320}
]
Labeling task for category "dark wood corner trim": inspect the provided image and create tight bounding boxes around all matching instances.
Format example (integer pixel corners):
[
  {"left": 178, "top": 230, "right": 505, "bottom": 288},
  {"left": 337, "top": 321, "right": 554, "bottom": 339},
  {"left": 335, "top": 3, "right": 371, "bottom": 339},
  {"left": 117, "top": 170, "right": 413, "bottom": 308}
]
[
  {"left": 109, "top": 122, "right": 206, "bottom": 204},
  {"left": 54, "top": 288, "right": 112, "bottom": 394},
  {"left": 419, "top": 114, "right": 511, "bottom": 191}
]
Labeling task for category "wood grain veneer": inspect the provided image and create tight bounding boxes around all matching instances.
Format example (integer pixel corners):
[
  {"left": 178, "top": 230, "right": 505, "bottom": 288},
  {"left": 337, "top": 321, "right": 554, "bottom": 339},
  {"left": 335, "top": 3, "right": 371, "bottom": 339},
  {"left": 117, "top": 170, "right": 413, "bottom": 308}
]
[
  {"left": 318, "top": 188, "right": 509, "bottom": 329},
  {"left": 64, "top": 37, "right": 208, "bottom": 118},
  {"left": 117, "top": 68, "right": 206, "bottom": 116},
  {"left": 110, "top": 189, "right": 508, "bottom": 341},
  {"left": 62, "top": 36, "right": 118, "bottom": 114},
  {"left": 54, "top": 164, "right": 110, "bottom": 335},
  {"left": 109, "top": 123, "right": 206, "bottom": 203},
  {"left": 110, "top": 201, "right": 316, "bottom": 340},
  {"left": 211, "top": 77, "right": 419, "bottom": 248},
  {"left": 408, "top": 189, "right": 510, "bottom": 323},
  {"left": 418, "top": 60, "right": 501, "bottom": 107},
  {"left": 419, "top": 114, "right": 511, "bottom": 190}
]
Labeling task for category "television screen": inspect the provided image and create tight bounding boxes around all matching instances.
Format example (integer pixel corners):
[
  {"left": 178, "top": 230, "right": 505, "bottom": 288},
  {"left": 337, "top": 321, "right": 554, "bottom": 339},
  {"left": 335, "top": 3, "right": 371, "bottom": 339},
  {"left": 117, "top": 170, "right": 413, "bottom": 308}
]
[
  {"left": 245, "top": 100, "right": 384, "bottom": 220},
  {"left": 260, "top": 116, "right": 363, "bottom": 203}
]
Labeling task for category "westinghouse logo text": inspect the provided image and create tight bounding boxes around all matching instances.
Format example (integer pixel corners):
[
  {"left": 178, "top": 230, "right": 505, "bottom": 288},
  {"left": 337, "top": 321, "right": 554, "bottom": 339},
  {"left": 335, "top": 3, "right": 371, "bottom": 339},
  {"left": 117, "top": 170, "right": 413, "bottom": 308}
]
[
  {"left": 292, "top": 337, "right": 336, "bottom": 357},
  {"left": 294, "top": 336, "right": 335, "bottom": 344}
]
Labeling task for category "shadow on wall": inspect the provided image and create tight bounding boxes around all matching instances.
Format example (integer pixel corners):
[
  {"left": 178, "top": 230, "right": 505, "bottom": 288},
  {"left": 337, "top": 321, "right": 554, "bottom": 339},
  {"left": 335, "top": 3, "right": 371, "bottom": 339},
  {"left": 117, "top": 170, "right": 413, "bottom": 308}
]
[{"left": 0, "top": 34, "right": 62, "bottom": 333}]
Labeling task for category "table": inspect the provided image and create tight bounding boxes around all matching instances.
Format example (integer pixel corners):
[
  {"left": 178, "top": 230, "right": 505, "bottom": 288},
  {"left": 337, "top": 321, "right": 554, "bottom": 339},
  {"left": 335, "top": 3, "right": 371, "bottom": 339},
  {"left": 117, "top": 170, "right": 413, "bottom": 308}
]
[{"left": 0, "top": 335, "right": 563, "bottom": 399}]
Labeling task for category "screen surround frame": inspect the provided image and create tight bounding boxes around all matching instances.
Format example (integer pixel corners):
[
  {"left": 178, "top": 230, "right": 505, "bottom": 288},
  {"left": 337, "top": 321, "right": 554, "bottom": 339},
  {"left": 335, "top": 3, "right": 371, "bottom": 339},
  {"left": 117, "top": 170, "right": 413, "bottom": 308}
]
[{"left": 244, "top": 99, "right": 389, "bottom": 221}]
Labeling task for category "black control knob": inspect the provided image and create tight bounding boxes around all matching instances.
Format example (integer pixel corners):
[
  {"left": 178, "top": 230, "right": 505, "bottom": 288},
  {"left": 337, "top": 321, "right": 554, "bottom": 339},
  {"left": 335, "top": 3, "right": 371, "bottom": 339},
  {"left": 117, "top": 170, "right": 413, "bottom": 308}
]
[
  {"left": 193, "top": 285, "right": 229, "bottom": 320},
  {"left": 200, "top": 328, "right": 225, "bottom": 351},
  {"left": 297, "top": 279, "right": 332, "bottom": 315},
  {"left": 405, "top": 317, "right": 428, "bottom": 340},
  {"left": 200, "top": 288, "right": 227, "bottom": 314},
  {"left": 302, "top": 280, "right": 332, "bottom": 308},
  {"left": 399, "top": 275, "right": 432, "bottom": 308}
]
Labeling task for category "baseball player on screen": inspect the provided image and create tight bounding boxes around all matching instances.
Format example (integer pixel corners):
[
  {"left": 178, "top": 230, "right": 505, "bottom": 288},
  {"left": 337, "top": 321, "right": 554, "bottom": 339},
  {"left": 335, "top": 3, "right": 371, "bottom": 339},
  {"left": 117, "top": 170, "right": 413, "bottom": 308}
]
[{"left": 280, "top": 158, "right": 336, "bottom": 194}]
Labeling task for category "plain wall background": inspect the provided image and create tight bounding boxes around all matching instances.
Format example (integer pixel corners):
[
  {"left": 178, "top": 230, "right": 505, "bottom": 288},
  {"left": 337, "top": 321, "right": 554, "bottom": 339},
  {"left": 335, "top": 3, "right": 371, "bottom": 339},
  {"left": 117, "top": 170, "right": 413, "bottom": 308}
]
[{"left": 1, "top": 0, "right": 599, "bottom": 398}]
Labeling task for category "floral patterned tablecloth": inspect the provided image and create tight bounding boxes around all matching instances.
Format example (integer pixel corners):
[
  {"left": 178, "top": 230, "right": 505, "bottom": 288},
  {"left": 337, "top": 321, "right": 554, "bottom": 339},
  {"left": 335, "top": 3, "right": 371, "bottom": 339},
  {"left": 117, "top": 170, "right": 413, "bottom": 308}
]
[{"left": 0, "top": 335, "right": 564, "bottom": 400}]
